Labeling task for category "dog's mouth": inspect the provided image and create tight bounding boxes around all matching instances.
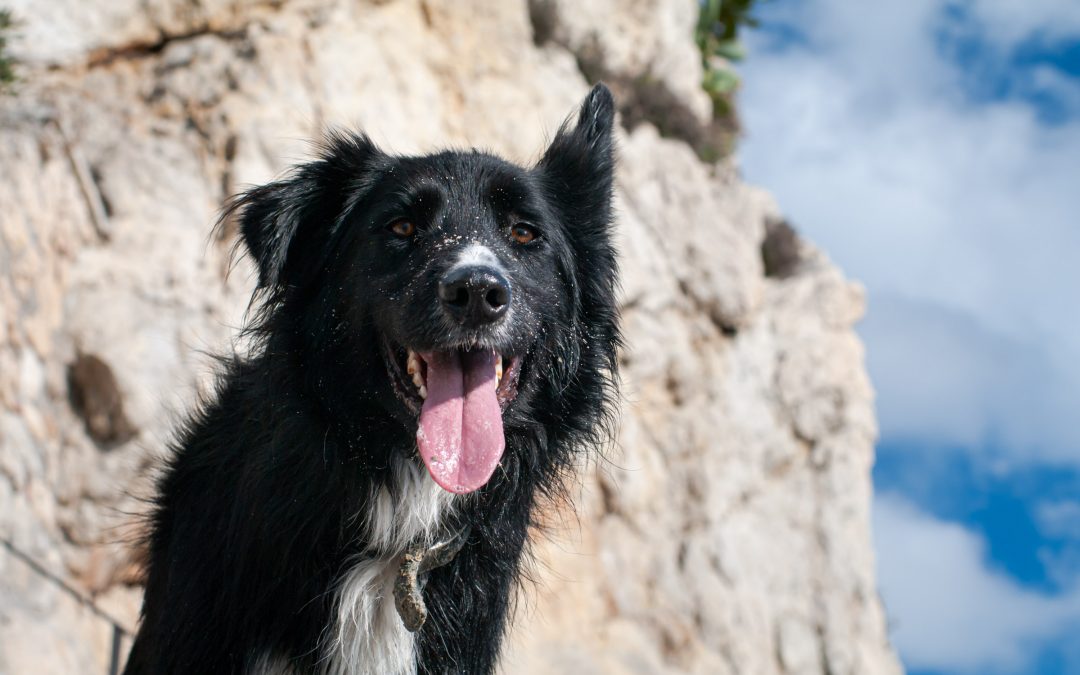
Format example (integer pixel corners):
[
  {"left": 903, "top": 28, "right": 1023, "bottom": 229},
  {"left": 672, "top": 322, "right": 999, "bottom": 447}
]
[{"left": 383, "top": 341, "right": 522, "bottom": 494}]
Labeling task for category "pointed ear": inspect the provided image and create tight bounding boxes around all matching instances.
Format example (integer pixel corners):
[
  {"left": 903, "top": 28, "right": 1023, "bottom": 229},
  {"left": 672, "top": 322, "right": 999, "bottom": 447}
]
[
  {"left": 535, "top": 85, "right": 622, "bottom": 434},
  {"left": 537, "top": 84, "right": 621, "bottom": 384},
  {"left": 537, "top": 83, "right": 616, "bottom": 221},
  {"left": 224, "top": 132, "right": 382, "bottom": 289}
]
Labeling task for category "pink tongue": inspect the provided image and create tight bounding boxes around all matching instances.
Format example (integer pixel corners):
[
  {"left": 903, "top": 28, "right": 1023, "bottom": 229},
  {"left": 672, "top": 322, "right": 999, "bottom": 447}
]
[{"left": 416, "top": 349, "right": 505, "bottom": 494}]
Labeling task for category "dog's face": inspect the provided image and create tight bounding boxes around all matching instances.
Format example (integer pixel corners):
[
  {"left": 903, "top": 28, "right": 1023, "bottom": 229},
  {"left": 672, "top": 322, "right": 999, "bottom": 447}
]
[{"left": 230, "top": 85, "right": 619, "bottom": 494}]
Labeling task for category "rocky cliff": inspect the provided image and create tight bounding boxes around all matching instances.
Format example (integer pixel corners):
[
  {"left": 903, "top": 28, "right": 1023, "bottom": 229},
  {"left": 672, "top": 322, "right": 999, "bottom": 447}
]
[{"left": 0, "top": 1, "right": 901, "bottom": 673}]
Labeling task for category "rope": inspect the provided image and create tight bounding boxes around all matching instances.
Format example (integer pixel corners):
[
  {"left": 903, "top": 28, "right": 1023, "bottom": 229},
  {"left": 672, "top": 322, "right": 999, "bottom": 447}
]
[{"left": 1, "top": 537, "right": 131, "bottom": 675}]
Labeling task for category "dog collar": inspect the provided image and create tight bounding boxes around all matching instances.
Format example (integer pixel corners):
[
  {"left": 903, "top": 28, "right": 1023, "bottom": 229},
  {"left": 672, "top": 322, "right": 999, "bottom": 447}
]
[{"left": 393, "top": 526, "right": 472, "bottom": 632}]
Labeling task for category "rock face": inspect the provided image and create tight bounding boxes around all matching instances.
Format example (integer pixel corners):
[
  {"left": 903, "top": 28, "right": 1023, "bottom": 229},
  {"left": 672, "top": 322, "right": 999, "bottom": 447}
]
[{"left": 0, "top": 1, "right": 901, "bottom": 673}]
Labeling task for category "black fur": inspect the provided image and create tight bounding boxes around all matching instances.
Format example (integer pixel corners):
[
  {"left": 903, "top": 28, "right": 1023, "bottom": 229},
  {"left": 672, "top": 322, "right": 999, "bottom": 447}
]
[{"left": 123, "top": 84, "right": 620, "bottom": 675}]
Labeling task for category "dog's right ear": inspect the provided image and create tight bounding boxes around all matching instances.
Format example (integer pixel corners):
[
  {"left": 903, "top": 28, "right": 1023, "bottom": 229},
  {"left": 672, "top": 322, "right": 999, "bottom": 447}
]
[{"left": 224, "top": 132, "right": 383, "bottom": 290}]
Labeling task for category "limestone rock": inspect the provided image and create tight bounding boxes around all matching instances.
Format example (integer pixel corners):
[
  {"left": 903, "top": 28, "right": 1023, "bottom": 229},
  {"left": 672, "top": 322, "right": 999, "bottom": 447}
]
[
  {"left": 0, "top": 1, "right": 901, "bottom": 674},
  {"left": 529, "top": 0, "right": 712, "bottom": 125}
]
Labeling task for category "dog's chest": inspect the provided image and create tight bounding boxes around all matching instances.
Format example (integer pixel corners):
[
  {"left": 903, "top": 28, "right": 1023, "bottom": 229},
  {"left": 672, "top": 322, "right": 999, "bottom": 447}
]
[{"left": 321, "top": 459, "right": 455, "bottom": 675}]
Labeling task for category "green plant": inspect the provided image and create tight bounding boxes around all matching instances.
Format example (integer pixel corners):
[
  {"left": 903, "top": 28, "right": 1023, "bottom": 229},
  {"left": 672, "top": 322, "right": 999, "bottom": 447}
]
[
  {"left": 0, "top": 8, "right": 16, "bottom": 92},
  {"left": 695, "top": 0, "right": 759, "bottom": 118}
]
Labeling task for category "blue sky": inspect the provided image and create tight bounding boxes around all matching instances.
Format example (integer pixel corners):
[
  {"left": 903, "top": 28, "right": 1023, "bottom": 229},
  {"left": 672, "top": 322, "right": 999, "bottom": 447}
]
[{"left": 736, "top": 1, "right": 1080, "bottom": 673}]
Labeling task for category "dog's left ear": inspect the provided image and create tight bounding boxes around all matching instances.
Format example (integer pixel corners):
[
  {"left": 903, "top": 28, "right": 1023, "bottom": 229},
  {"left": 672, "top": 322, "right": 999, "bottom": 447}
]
[
  {"left": 536, "top": 83, "right": 617, "bottom": 229},
  {"left": 225, "top": 132, "right": 384, "bottom": 290},
  {"left": 537, "top": 84, "right": 621, "bottom": 390}
]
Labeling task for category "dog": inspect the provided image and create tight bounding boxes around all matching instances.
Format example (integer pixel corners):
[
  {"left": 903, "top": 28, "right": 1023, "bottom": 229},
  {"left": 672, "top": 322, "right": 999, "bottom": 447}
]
[{"left": 122, "top": 83, "right": 620, "bottom": 675}]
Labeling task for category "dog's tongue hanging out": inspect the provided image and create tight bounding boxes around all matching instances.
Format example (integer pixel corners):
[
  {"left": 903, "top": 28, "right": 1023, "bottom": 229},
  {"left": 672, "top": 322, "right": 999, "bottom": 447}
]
[{"left": 416, "top": 349, "right": 505, "bottom": 493}]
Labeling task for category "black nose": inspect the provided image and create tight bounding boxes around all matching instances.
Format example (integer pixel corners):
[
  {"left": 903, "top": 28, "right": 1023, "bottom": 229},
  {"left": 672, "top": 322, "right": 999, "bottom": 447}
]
[{"left": 438, "top": 265, "right": 511, "bottom": 326}]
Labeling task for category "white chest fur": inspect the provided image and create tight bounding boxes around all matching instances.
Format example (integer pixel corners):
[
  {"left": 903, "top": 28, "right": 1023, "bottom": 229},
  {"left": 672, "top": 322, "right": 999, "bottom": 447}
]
[{"left": 321, "top": 458, "right": 455, "bottom": 675}]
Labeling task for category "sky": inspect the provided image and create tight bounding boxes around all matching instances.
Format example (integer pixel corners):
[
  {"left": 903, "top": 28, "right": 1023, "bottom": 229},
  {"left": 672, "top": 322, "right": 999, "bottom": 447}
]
[{"left": 736, "top": 1, "right": 1080, "bottom": 673}]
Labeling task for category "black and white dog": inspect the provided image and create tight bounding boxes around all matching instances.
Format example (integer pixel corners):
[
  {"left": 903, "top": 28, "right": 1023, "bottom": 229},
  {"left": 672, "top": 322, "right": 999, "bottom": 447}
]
[{"left": 123, "top": 84, "right": 620, "bottom": 674}]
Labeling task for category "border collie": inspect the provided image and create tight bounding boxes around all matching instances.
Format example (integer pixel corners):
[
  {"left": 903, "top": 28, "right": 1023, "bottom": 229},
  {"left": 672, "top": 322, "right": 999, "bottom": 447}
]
[{"left": 123, "top": 83, "right": 620, "bottom": 675}]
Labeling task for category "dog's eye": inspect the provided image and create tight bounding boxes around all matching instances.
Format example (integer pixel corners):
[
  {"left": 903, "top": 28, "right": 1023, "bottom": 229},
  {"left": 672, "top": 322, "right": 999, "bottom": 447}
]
[
  {"left": 389, "top": 220, "right": 416, "bottom": 238},
  {"left": 510, "top": 223, "right": 539, "bottom": 245}
]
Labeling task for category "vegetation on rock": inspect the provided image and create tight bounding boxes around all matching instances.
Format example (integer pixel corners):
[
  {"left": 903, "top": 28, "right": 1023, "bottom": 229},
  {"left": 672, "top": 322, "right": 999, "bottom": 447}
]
[
  {"left": 0, "top": 9, "right": 16, "bottom": 92},
  {"left": 696, "top": 0, "right": 759, "bottom": 124}
]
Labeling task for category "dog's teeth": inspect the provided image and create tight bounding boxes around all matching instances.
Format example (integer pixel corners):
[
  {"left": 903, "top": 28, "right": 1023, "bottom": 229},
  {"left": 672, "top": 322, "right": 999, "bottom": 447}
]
[
  {"left": 406, "top": 350, "right": 427, "bottom": 393},
  {"left": 495, "top": 356, "right": 503, "bottom": 383}
]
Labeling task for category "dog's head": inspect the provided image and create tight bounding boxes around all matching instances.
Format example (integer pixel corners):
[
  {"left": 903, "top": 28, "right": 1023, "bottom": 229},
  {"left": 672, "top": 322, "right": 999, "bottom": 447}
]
[{"left": 228, "top": 84, "right": 619, "bottom": 494}]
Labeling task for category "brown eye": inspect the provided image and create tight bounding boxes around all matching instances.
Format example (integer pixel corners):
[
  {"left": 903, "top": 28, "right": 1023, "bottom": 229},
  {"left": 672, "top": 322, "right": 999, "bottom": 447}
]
[
  {"left": 510, "top": 223, "right": 538, "bottom": 245},
  {"left": 390, "top": 220, "right": 416, "bottom": 238}
]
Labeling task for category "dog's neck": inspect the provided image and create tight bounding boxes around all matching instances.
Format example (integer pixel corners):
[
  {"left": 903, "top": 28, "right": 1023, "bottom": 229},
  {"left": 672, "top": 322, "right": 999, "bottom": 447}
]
[
  {"left": 318, "top": 456, "right": 456, "bottom": 675},
  {"left": 362, "top": 455, "right": 457, "bottom": 553}
]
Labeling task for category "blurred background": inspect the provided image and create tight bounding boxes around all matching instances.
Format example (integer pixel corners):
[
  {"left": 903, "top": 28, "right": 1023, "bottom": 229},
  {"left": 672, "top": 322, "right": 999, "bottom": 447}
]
[
  {"left": 738, "top": 2, "right": 1080, "bottom": 674},
  {"left": 0, "top": 1, "right": 1075, "bottom": 674}
]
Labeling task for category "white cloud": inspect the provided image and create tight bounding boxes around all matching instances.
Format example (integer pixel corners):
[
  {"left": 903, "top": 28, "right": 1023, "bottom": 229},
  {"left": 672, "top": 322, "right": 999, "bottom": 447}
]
[
  {"left": 1035, "top": 500, "right": 1080, "bottom": 587},
  {"left": 1028, "top": 65, "right": 1080, "bottom": 114},
  {"left": 968, "top": 0, "right": 1080, "bottom": 47},
  {"left": 1037, "top": 500, "right": 1080, "bottom": 540},
  {"left": 874, "top": 494, "right": 1080, "bottom": 673},
  {"left": 738, "top": 0, "right": 1080, "bottom": 463},
  {"left": 861, "top": 294, "right": 1080, "bottom": 461}
]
